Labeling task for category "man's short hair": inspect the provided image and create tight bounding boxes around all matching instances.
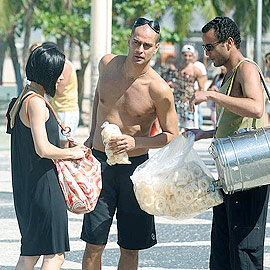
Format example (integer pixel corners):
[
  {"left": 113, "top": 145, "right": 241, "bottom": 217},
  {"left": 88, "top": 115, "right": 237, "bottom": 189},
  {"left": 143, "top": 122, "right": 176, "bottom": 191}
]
[{"left": 202, "top": 16, "right": 241, "bottom": 49}]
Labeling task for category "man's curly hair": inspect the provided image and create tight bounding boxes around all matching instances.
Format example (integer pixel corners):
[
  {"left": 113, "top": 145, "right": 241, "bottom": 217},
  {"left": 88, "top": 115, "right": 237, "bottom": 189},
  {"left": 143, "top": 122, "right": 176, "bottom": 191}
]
[{"left": 202, "top": 17, "right": 241, "bottom": 49}]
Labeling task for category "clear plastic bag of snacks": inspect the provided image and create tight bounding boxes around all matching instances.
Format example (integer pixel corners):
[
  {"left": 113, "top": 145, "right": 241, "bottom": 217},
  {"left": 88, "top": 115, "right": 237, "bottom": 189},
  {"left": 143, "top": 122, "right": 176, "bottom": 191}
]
[
  {"left": 130, "top": 132, "right": 223, "bottom": 220},
  {"left": 101, "top": 121, "right": 131, "bottom": 166}
]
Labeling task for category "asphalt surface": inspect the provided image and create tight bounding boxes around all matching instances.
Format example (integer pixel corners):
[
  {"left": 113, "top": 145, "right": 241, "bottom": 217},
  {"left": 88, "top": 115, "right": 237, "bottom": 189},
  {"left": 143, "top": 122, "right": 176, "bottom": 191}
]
[{"left": 1, "top": 124, "right": 270, "bottom": 270}]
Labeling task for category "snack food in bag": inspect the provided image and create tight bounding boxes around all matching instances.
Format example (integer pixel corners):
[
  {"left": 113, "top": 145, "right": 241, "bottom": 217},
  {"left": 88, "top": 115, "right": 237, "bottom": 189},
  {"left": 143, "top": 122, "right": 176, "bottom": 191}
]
[
  {"left": 101, "top": 121, "right": 131, "bottom": 166},
  {"left": 130, "top": 133, "right": 223, "bottom": 219}
]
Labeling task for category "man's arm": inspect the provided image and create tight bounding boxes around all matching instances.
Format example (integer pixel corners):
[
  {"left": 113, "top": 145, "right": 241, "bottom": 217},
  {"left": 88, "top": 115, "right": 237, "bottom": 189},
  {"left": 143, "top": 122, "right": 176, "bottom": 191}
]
[
  {"left": 84, "top": 85, "right": 99, "bottom": 148},
  {"left": 191, "top": 62, "right": 264, "bottom": 118},
  {"left": 84, "top": 54, "right": 115, "bottom": 147},
  {"left": 185, "top": 128, "right": 215, "bottom": 141},
  {"left": 136, "top": 81, "right": 179, "bottom": 148},
  {"left": 195, "top": 67, "right": 205, "bottom": 91}
]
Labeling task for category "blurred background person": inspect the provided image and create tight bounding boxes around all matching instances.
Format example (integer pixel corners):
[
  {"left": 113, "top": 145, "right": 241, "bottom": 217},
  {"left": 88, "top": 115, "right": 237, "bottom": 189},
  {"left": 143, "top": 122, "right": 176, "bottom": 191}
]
[
  {"left": 193, "top": 49, "right": 208, "bottom": 127},
  {"left": 164, "top": 55, "right": 178, "bottom": 71},
  {"left": 43, "top": 42, "right": 80, "bottom": 148},
  {"left": 29, "top": 42, "right": 42, "bottom": 53},
  {"left": 175, "top": 44, "right": 204, "bottom": 130}
]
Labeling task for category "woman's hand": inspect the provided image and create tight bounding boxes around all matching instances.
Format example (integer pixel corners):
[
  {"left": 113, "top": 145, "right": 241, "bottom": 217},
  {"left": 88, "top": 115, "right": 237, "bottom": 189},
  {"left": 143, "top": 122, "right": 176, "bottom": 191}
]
[{"left": 69, "top": 145, "right": 88, "bottom": 159}]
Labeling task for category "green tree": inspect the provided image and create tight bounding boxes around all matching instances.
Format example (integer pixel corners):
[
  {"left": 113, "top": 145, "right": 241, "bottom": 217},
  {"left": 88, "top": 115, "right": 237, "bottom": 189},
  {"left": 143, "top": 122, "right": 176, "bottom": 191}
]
[
  {"left": 112, "top": 0, "right": 206, "bottom": 55},
  {"left": 203, "top": 0, "right": 270, "bottom": 36},
  {"left": 0, "top": 0, "right": 39, "bottom": 86},
  {"left": 35, "top": 0, "right": 91, "bottom": 124},
  {"left": 0, "top": 0, "right": 23, "bottom": 86}
]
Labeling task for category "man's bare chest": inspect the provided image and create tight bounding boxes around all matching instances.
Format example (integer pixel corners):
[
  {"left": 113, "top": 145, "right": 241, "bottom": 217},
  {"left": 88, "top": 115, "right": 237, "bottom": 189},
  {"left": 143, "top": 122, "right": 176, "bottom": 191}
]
[{"left": 98, "top": 78, "right": 155, "bottom": 117}]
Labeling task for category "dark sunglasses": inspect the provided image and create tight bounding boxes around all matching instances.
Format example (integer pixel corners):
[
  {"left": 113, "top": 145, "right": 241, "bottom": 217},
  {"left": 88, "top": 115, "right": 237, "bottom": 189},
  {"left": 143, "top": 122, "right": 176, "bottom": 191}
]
[
  {"left": 133, "top": 17, "right": 160, "bottom": 34},
  {"left": 202, "top": 41, "right": 221, "bottom": 52}
]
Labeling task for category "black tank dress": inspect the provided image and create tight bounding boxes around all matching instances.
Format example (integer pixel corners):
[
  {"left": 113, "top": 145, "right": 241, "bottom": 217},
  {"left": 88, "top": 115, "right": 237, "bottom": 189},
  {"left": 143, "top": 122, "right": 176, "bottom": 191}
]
[{"left": 6, "top": 95, "right": 69, "bottom": 256}]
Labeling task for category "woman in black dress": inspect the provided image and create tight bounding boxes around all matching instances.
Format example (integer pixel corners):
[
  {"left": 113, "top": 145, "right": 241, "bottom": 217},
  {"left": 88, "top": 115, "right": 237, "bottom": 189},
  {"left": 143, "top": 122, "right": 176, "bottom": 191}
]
[{"left": 6, "top": 44, "right": 86, "bottom": 270}]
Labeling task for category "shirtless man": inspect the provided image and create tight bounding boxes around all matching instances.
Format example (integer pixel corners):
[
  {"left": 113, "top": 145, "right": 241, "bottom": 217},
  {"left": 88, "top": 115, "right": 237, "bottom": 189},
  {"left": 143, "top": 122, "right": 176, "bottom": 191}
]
[
  {"left": 180, "top": 45, "right": 205, "bottom": 91},
  {"left": 189, "top": 16, "right": 269, "bottom": 270},
  {"left": 81, "top": 17, "right": 178, "bottom": 270},
  {"left": 176, "top": 44, "right": 204, "bottom": 129}
]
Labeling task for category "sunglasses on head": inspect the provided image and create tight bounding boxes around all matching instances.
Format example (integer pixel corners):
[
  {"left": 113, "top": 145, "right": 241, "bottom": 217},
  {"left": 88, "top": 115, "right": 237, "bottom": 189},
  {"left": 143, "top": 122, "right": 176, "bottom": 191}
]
[
  {"left": 133, "top": 17, "right": 160, "bottom": 34},
  {"left": 202, "top": 41, "right": 222, "bottom": 52}
]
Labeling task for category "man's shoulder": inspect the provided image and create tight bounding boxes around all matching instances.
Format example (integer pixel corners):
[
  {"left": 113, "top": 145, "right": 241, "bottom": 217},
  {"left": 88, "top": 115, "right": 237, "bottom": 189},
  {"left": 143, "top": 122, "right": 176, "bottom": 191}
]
[
  {"left": 149, "top": 68, "right": 172, "bottom": 96},
  {"left": 238, "top": 59, "right": 259, "bottom": 72},
  {"left": 194, "top": 61, "right": 207, "bottom": 75},
  {"left": 100, "top": 54, "right": 124, "bottom": 70},
  {"left": 101, "top": 54, "right": 117, "bottom": 65},
  {"left": 149, "top": 68, "right": 166, "bottom": 85},
  {"left": 236, "top": 59, "right": 261, "bottom": 80},
  {"left": 193, "top": 64, "right": 203, "bottom": 76}
]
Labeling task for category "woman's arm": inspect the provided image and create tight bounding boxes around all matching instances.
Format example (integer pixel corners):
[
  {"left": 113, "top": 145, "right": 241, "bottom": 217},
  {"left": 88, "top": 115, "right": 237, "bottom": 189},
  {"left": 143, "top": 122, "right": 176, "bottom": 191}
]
[{"left": 26, "top": 96, "right": 85, "bottom": 159}]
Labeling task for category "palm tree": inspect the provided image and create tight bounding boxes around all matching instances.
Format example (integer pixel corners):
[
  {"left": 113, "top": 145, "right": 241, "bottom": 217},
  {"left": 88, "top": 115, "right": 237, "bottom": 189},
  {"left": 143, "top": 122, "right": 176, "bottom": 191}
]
[
  {"left": 201, "top": 0, "right": 270, "bottom": 63},
  {"left": 202, "top": 0, "right": 270, "bottom": 37}
]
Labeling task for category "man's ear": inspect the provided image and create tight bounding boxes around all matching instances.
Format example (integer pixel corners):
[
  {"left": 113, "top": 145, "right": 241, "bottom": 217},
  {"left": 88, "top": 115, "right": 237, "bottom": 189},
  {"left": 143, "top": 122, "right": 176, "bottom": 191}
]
[
  {"left": 226, "top": 37, "right": 234, "bottom": 50},
  {"left": 153, "top": 42, "right": 160, "bottom": 54}
]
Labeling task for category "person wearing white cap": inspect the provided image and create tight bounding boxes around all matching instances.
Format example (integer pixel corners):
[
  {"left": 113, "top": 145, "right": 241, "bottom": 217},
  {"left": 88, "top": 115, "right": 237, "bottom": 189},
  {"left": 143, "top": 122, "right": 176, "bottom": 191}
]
[
  {"left": 193, "top": 49, "right": 208, "bottom": 127},
  {"left": 174, "top": 44, "right": 204, "bottom": 129}
]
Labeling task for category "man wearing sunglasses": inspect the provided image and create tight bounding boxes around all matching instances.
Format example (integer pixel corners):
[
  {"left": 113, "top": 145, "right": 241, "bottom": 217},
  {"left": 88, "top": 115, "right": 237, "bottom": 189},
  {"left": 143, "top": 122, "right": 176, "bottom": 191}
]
[
  {"left": 188, "top": 16, "right": 269, "bottom": 270},
  {"left": 81, "top": 17, "right": 178, "bottom": 270}
]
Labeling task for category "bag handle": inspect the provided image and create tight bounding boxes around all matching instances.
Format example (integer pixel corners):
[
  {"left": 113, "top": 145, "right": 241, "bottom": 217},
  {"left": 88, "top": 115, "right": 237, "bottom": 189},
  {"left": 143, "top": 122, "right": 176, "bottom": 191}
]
[
  {"left": 216, "top": 58, "right": 270, "bottom": 128},
  {"left": 24, "top": 93, "right": 71, "bottom": 136}
]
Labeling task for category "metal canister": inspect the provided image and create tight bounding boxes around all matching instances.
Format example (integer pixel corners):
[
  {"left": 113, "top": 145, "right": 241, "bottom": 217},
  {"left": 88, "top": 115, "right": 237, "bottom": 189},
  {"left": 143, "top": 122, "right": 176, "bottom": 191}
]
[{"left": 209, "top": 127, "right": 270, "bottom": 194}]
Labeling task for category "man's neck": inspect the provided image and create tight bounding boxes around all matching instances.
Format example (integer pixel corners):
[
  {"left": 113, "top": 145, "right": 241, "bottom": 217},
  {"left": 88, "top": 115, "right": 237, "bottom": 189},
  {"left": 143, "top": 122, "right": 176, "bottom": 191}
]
[
  {"left": 180, "top": 61, "right": 192, "bottom": 70},
  {"left": 224, "top": 50, "right": 245, "bottom": 72},
  {"left": 123, "top": 57, "right": 150, "bottom": 81}
]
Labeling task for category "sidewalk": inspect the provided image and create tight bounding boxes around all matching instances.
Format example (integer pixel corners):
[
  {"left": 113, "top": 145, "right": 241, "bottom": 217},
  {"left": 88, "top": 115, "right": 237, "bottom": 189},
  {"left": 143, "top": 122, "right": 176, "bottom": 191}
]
[
  {"left": 1, "top": 124, "right": 270, "bottom": 269},
  {"left": 0, "top": 122, "right": 219, "bottom": 270}
]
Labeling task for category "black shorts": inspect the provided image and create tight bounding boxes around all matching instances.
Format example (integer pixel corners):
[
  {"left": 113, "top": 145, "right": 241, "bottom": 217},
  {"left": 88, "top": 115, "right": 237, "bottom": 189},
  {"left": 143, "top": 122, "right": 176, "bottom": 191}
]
[{"left": 80, "top": 149, "right": 157, "bottom": 250}]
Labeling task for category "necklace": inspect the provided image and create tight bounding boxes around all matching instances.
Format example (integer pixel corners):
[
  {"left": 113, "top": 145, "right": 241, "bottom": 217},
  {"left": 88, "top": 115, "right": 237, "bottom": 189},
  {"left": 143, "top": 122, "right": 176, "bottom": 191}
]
[{"left": 123, "top": 61, "right": 148, "bottom": 81}]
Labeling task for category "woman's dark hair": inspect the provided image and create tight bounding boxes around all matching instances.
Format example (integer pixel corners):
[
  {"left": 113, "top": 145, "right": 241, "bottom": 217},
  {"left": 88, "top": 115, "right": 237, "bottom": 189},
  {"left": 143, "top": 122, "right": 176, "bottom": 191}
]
[
  {"left": 202, "top": 16, "right": 241, "bottom": 49},
  {"left": 26, "top": 43, "right": 65, "bottom": 97}
]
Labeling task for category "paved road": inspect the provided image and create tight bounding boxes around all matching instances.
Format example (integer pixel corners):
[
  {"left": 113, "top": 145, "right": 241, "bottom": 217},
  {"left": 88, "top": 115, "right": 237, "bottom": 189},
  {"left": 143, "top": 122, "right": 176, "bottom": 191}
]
[{"left": 1, "top": 126, "right": 270, "bottom": 269}]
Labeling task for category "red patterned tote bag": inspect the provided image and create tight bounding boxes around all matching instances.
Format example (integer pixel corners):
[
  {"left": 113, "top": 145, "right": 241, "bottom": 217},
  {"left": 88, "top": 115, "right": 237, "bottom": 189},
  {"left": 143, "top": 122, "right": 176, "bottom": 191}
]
[
  {"left": 54, "top": 146, "right": 102, "bottom": 214},
  {"left": 25, "top": 93, "right": 102, "bottom": 214}
]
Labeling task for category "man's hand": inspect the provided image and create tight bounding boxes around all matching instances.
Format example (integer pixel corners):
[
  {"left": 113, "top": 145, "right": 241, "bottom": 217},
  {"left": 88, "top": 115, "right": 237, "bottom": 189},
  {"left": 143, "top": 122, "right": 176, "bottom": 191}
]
[
  {"left": 189, "top": 91, "right": 209, "bottom": 112},
  {"left": 108, "top": 135, "right": 136, "bottom": 154},
  {"left": 183, "top": 128, "right": 206, "bottom": 141},
  {"left": 183, "top": 128, "right": 215, "bottom": 141},
  {"left": 208, "top": 85, "right": 219, "bottom": 92}
]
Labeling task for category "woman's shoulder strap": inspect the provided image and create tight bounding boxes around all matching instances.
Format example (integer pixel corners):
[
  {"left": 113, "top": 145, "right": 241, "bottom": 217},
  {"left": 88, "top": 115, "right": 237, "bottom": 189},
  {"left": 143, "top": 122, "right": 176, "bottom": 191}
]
[{"left": 24, "top": 93, "right": 66, "bottom": 131}]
